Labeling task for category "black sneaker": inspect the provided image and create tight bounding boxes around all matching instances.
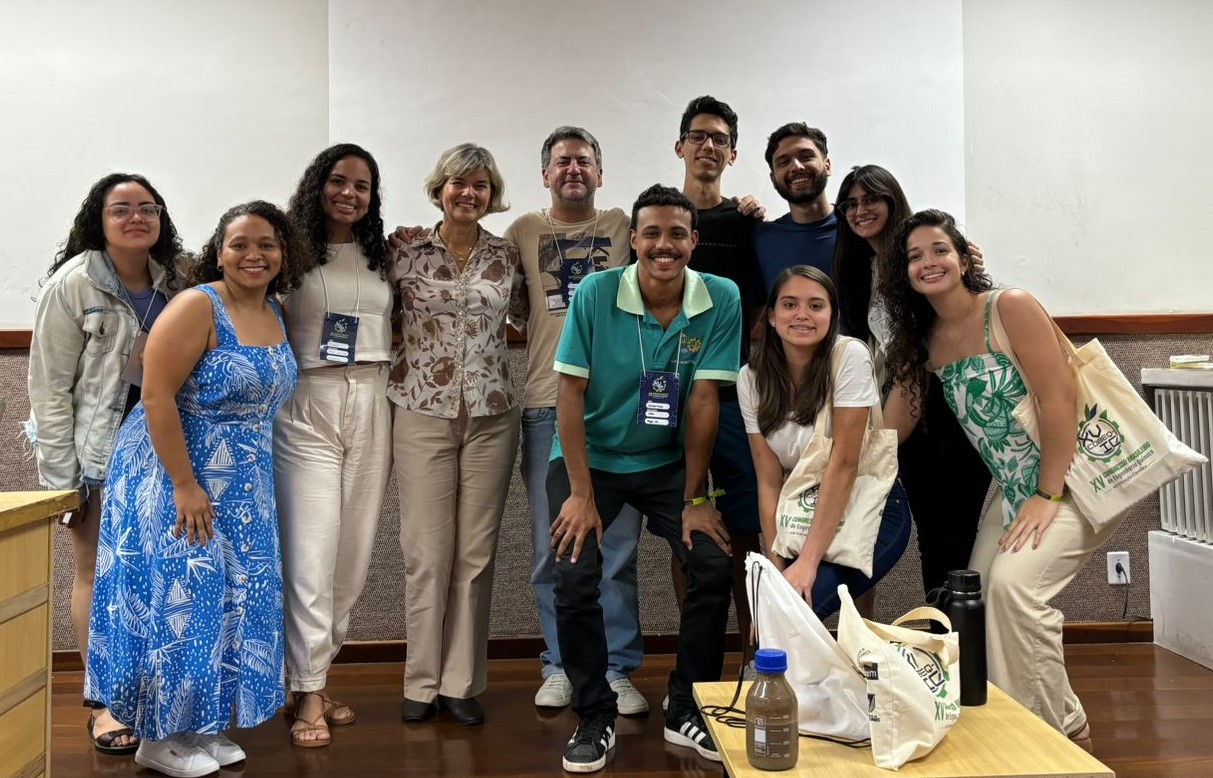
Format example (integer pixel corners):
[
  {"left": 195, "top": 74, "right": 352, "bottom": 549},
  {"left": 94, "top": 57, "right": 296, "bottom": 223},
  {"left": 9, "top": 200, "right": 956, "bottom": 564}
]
[
  {"left": 663, "top": 710, "right": 720, "bottom": 762},
  {"left": 562, "top": 712, "right": 616, "bottom": 773}
]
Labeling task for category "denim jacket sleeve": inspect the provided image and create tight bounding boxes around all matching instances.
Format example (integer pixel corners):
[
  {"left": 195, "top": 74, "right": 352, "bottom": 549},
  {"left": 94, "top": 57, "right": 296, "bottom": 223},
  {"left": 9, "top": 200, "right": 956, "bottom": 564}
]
[{"left": 27, "top": 279, "right": 87, "bottom": 490}]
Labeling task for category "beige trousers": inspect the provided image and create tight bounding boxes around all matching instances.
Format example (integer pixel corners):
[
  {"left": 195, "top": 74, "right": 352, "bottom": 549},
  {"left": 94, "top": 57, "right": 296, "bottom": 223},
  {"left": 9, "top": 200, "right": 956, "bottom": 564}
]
[
  {"left": 275, "top": 363, "right": 392, "bottom": 691},
  {"left": 969, "top": 496, "right": 1121, "bottom": 735},
  {"left": 394, "top": 404, "right": 520, "bottom": 702}
]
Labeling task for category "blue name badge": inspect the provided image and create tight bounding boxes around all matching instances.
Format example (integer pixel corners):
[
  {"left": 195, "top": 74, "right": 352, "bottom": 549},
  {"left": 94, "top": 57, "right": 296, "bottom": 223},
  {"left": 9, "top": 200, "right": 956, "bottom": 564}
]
[
  {"left": 320, "top": 312, "right": 359, "bottom": 364},
  {"left": 560, "top": 257, "right": 593, "bottom": 306},
  {"left": 637, "top": 370, "right": 680, "bottom": 428}
]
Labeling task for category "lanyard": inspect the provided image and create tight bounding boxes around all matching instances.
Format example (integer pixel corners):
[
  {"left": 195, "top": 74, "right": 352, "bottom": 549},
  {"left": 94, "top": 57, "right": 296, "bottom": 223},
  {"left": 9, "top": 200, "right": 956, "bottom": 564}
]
[
  {"left": 636, "top": 315, "right": 682, "bottom": 375},
  {"left": 318, "top": 243, "right": 362, "bottom": 314},
  {"left": 105, "top": 251, "right": 162, "bottom": 333},
  {"left": 545, "top": 209, "right": 600, "bottom": 265}
]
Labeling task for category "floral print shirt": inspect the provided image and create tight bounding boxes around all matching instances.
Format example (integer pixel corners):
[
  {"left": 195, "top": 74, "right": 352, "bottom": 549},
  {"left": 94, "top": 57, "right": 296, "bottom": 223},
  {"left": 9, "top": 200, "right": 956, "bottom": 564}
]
[{"left": 388, "top": 224, "right": 522, "bottom": 419}]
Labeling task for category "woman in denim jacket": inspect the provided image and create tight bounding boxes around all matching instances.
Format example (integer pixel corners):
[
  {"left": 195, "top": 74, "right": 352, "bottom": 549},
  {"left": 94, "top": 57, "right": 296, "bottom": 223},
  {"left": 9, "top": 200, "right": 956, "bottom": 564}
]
[{"left": 26, "top": 172, "right": 183, "bottom": 755}]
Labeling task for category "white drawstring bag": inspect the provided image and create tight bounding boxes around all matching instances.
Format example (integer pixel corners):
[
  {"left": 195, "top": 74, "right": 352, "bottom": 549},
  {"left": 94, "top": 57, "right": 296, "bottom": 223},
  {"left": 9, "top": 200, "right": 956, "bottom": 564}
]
[
  {"left": 836, "top": 585, "right": 961, "bottom": 769},
  {"left": 745, "top": 552, "right": 870, "bottom": 742},
  {"left": 989, "top": 289, "right": 1207, "bottom": 528}
]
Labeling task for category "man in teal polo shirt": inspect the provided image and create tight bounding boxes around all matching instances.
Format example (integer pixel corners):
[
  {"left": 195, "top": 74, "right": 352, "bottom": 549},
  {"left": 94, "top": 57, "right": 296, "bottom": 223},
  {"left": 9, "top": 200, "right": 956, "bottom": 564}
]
[{"left": 547, "top": 184, "right": 741, "bottom": 773}]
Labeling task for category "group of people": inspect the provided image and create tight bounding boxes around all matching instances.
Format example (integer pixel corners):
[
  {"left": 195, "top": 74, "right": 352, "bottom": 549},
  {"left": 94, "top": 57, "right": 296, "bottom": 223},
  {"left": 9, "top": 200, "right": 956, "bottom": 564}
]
[{"left": 26, "top": 94, "right": 1116, "bottom": 777}]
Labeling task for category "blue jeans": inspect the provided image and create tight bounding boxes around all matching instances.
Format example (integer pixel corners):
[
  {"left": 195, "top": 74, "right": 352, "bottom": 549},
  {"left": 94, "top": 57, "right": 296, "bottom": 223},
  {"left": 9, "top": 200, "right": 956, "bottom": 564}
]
[
  {"left": 521, "top": 407, "right": 642, "bottom": 681},
  {"left": 809, "top": 479, "right": 913, "bottom": 619}
]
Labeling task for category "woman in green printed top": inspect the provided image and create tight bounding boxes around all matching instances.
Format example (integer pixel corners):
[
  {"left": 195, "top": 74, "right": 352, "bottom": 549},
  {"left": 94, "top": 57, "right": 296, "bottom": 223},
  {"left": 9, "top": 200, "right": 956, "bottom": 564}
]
[{"left": 881, "top": 209, "right": 1124, "bottom": 752}]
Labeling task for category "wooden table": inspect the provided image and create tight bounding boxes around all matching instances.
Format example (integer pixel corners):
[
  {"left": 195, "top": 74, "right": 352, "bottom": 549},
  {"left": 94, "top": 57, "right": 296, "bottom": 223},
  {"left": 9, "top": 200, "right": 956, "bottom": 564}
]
[
  {"left": 694, "top": 680, "right": 1115, "bottom": 778},
  {"left": 0, "top": 490, "right": 79, "bottom": 778}
]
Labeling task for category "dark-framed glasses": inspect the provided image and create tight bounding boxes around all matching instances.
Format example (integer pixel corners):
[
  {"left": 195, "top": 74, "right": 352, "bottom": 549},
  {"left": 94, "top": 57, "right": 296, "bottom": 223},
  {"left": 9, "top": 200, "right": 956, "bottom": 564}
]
[
  {"left": 837, "top": 194, "right": 884, "bottom": 215},
  {"left": 682, "top": 130, "right": 731, "bottom": 149},
  {"left": 106, "top": 204, "right": 164, "bottom": 221}
]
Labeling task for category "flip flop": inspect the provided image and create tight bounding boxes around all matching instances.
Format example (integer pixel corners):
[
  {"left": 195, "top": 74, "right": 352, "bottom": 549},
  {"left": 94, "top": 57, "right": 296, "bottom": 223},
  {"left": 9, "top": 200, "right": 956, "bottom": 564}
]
[{"left": 86, "top": 713, "right": 139, "bottom": 756}]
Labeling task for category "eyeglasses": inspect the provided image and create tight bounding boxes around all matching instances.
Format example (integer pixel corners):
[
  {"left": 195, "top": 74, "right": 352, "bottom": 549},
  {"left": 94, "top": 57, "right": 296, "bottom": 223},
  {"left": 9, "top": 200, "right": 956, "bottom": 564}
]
[
  {"left": 682, "top": 130, "right": 732, "bottom": 149},
  {"left": 106, "top": 204, "right": 164, "bottom": 221},
  {"left": 837, "top": 194, "right": 884, "bottom": 215}
]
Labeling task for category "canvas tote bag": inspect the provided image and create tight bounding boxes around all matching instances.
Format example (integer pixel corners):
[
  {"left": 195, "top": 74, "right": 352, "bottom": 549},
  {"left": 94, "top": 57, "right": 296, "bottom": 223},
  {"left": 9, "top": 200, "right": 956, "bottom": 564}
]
[
  {"left": 836, "top": 585, "right": 961, "bottom": 770},
  {"left": 745, "top": 552, "right": 870, "bottom": 742},
  {"left": 770, "top": 338, "right": 899, "bottom": 576},
  {"left": 988, "top": 290, "right": 1207, "bottom": 528}
]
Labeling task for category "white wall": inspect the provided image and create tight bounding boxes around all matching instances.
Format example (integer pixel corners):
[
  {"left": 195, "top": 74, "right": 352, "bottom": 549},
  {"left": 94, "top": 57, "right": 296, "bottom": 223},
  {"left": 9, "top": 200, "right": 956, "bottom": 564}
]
[
  {"left": 0, "top": 0, "right": 329, "bottom": 327},
  {"left": 329, "top": 0, "right": 965, "bottom": 237},
  {"left": 964, "top": 0, "right": 1213, "bottom": 315}
]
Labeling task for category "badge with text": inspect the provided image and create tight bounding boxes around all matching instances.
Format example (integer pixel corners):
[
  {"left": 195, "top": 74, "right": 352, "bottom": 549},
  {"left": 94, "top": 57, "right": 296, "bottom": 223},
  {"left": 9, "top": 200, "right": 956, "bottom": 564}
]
[
  {"left": 560, "top": 257, "right": 593, "bottom": 306},
  {"left": 637, "top": 370, "right": 680, "bottom": 428},
  {"left": 121, "top": 331, "right": 149, "bottom": 387},
  {"left": 320, "top": 312, "right": 359, "bottom": 364}
]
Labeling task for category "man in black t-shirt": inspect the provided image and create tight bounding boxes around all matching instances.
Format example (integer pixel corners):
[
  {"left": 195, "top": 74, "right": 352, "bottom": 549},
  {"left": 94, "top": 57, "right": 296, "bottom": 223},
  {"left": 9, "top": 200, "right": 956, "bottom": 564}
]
[{"left": 672, "top": 95, "right": 764, "bottom": 646}]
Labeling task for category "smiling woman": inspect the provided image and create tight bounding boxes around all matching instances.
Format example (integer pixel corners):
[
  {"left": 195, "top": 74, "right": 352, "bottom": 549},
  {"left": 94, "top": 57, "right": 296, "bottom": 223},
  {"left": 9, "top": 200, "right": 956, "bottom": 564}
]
[
  {"left": 83, "top": 201, "right": 307, "bottom": 777},
  {"left": 388, "top": 143, "right": 522, "bottom": 726}
]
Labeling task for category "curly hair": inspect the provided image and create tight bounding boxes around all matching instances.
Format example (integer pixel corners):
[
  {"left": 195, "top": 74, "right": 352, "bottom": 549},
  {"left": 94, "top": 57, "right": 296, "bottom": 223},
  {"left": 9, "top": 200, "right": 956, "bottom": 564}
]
[
  {"left": 287, "top": 143, "right": 388, "bottom": 278},
  {"left": 832, "top": 165, "right": 913, "bottom": 342},
  {"left": 880, "top": 209, "right": 993, "bottom": 416},
  {"left": 50, "top": 173, "right": 184, "bottom": 289},
  {"left": 188, "top": 201, "right": 310, "bottom": 296},
  {"left": 751, "top": 265, "right": 841, "bottom": 436}
]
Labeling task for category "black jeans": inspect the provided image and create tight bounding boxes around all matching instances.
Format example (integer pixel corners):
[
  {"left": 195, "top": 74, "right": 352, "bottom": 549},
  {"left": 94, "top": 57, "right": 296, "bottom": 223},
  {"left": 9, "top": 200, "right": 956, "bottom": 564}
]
[
  {"left": 898, "top": 373, "right": 992, "bottom": 595},
  {"left": 547, "top": 458, "right": 732, "bottom": 721}
]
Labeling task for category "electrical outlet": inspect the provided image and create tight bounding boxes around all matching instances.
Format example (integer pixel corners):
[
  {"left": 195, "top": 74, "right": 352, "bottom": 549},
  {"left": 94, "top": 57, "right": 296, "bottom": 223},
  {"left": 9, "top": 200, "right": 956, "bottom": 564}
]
[{"left": 1107, "top": 551, "right": 1131, "bottom": 585}]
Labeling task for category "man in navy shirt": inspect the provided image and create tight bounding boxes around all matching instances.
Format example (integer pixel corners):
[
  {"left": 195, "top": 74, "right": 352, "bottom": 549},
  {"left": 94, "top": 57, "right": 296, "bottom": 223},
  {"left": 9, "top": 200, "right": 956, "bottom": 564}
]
[{"left": 753, "top": 122, "right": 837, "bottom": 294}]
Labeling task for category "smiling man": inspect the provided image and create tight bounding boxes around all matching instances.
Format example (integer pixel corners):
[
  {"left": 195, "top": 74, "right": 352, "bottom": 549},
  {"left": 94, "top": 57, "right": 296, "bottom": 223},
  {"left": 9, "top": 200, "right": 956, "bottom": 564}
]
[
  {"left": 503, "top": 126, "right": 648, "bottom": 717},
  {"left": 547, "top": 184, "right": 741, "bottom": 772},
  {"left": 753, "top": 122, "right": 837, "bottom": 294}
]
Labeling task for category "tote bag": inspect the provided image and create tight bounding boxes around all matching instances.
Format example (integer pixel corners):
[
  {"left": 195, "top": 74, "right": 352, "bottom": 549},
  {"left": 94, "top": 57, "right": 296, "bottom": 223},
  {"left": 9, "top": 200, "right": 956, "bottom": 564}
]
[
  {"left": 745, "top": 552, "right": 870, "bottom": 742},
  {"left": 836, "top": 585, "right": 961, "bottom": 770},
  {"left": 988, "top": 290, "right": 1207, "bottom": 528},
  {"left": 770, "top": 338, "right": 899, "bottom": 576}
]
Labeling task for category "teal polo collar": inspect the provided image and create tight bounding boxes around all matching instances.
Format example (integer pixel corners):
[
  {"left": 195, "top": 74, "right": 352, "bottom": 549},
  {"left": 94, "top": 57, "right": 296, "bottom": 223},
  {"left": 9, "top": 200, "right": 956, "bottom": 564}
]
[{"left": 615, "top": 264, "right": 714, "bottom": 318}]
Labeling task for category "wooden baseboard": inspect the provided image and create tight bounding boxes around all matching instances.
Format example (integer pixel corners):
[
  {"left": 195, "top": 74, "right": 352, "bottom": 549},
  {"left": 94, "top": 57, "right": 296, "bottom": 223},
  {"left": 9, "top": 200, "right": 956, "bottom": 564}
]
[{"left": 51, "top": 621, "right": 1153, "bottom": 672}]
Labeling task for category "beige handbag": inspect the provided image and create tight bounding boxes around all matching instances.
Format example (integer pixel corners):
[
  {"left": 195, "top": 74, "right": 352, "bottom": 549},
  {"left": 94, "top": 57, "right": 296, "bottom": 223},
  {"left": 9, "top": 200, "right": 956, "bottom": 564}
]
[
  {"left": 988, "top": 290, "right": 1206, "bottom": 528},
  {"left": 770, "top": 338, "right": 899, "bottom": 577},
  {"left": 836, "top": 585, "right": 961, "bottom": 769}
]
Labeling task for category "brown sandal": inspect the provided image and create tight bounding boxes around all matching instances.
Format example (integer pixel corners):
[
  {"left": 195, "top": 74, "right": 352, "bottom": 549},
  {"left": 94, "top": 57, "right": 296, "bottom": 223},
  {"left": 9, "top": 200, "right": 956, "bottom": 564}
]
[
  {"left": 290, "top": 693, "right": 331, "bottom": 748},
  {"left": 285, "top": 691, "right": 356, "bottom": 726}
]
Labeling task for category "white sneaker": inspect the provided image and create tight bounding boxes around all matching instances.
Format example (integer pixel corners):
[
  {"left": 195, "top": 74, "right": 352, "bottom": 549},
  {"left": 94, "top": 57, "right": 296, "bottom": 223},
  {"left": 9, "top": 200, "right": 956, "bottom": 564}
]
[
  {"left": 135, "top": 735, "right": 221, "bottom": 778},
  {"left": 187, "top": 732, "right": 246, "bottom": 767},
  {"left": 534, "top": 673, "right": 573, "bottom": 708},
  {"left": 662, "top": 694, "right": 669, "bottom": 713},
  {"left": 609, "top": 677, "right": 650, "bottom": 716}
]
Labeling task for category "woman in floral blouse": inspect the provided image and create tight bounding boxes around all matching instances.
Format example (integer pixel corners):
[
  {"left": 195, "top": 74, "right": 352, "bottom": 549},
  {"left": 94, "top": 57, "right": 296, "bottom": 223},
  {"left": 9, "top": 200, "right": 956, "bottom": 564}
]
[
  {"left": 389, "top": 143, "right": 521, "bottom": 726},
  {"left": 881, "top": 209, "right": 1119, "bottom": 752}
]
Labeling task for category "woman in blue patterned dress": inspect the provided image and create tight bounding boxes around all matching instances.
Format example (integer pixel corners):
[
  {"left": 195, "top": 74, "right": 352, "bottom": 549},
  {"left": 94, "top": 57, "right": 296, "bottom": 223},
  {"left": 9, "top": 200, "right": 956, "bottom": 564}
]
[
  {"left": 85, "top": 201, "right": 309, "bottom": 778},
  {"left": 881, "top": 209, "right": 1117, "bottom": 752}
]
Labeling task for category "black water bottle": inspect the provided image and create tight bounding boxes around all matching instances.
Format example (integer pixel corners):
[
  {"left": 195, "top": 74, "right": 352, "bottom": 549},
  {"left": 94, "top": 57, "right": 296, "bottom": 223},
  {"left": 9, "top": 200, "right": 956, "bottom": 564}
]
[{"left": 945, "top": 569, "right": 987, "bottom": 706}]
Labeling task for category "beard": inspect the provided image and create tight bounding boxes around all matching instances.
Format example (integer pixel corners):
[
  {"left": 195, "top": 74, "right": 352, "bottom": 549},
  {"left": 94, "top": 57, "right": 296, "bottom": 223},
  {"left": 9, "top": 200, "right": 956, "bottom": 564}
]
[{"left": 775, "top": 170, "right": 829, "bottom": 205}]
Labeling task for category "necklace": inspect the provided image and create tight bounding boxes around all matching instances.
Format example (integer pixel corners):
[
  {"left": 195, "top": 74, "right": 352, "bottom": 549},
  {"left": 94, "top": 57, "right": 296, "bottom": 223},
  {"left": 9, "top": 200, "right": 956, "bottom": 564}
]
[
  {"left": 934, "top": 294, "right": 983, "bottom": 360},
  {"left": 440, "top": 226, "right": 476, "bottom": 266}
]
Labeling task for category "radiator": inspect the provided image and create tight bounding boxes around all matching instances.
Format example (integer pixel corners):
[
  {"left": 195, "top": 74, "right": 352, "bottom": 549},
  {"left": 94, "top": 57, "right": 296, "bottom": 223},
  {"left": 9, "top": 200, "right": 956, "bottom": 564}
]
[{"left": 1142, "top": 369, "right": 1213, "bottom": 543}]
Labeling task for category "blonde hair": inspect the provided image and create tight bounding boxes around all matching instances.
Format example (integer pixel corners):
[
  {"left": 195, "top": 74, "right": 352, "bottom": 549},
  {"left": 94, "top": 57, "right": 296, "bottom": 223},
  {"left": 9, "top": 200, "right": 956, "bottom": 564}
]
[{"left": 424, "top": 143, "right": 510, "bottom": 215}]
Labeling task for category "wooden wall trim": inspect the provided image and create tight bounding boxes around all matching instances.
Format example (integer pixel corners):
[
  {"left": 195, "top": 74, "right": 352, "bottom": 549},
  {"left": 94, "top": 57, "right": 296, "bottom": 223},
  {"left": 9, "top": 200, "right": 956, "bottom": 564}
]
[
  {"left": 49, "top": 621, "right": 1154, "bottom": 671},
  {"left": 7, "top": 314, "right": 1210, "bottom": 351},
  {"left": 1055, "top": 314, "right": 1213, "bottom": 335}
]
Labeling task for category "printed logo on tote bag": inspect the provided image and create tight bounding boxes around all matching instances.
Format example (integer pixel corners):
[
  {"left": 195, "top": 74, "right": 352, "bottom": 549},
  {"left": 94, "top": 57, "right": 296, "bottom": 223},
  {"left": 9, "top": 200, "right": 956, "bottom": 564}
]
[
  {"left": 890, "top": 642, "right": 959, "bottom": 725},
  {"left": 1078, "top": 404, "right": 1124, "bottom": 462}
]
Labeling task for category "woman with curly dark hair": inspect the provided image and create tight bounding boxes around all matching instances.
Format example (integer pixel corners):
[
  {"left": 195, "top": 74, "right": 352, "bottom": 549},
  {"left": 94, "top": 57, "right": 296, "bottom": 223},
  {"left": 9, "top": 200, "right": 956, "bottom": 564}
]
[
  {"left": 27, "top": 172, "right": 184, "bottom": 756},
  {"left": 85, "top": 201, "right": 305, "bottom": 777},
  {"left": 882, "top": 209, "right": 1116, "bottom": 752},
  {"left": 833, "top": 165, "right": 991, "bottom": 598},
  {"left": 274, "top": 143, "right": 393, "bottom": 747}
]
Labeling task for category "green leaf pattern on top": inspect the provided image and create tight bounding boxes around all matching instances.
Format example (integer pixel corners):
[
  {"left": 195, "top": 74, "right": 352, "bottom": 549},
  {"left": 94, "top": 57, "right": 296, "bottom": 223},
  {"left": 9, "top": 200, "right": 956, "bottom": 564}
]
[{"left": 939, "top": 352, "right": 1039, "bottom": 529}]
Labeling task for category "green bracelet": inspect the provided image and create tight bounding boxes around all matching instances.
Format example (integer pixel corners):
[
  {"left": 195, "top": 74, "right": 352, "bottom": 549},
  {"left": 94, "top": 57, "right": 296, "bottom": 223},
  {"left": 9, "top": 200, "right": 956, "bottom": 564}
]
[
  {"left": 1035, "top": 487, "right": 1064, "bottom": 503},
  {"left": 684, "top": 489, "right": 726, "bottom": 507}
]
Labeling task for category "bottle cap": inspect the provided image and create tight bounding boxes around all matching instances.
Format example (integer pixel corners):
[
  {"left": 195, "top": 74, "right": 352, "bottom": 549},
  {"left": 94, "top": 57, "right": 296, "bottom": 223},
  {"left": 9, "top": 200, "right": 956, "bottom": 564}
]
[
  {"left": 947, "top": 569, "right": 982, "bottom": 594},
  {"left": 753, "top": 648, "right": 788, "bottom": 674}
]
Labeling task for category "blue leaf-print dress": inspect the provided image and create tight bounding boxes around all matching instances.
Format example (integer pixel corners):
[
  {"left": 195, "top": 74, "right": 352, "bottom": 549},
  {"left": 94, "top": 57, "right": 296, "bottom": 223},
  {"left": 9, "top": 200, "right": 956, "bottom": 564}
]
[{"left": 85, "top": 285, "right": 297, "bottom": 739}]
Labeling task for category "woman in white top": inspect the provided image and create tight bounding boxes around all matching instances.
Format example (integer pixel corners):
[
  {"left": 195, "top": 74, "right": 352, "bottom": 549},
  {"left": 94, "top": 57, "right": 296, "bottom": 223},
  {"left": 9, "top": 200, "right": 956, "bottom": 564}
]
[
  {"left": 276, "top": 143, "right": 394, "bottom": 747},
  {"left": 737, "top": 265, "right": 910, "bottom": 617}
]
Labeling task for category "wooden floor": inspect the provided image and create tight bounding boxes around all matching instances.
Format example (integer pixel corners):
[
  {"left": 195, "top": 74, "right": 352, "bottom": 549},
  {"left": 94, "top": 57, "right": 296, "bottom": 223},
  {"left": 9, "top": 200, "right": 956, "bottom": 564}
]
[{"left": 52, "top": 644, "right": 1213, "bottom": 777}]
